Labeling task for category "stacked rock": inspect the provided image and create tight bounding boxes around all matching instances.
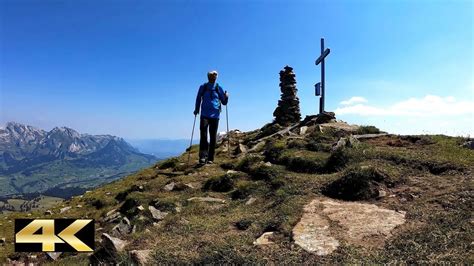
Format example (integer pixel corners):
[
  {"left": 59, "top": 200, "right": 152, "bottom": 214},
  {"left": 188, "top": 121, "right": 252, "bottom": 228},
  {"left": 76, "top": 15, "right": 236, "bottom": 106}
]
[{"left": 273, "top": 65, "right": 302, "bottom": 126}]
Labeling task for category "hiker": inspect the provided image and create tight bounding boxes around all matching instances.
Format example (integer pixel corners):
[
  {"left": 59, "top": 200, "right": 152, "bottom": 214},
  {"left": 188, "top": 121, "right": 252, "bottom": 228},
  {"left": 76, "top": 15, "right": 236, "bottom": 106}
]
[{"left": 194, "top": 70, "right": 229, "bottom": 164}]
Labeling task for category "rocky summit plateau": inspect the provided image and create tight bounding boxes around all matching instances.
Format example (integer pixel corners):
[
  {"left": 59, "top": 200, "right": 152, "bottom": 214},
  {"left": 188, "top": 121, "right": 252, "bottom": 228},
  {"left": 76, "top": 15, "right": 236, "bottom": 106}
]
[{"left": 0, "top": 113, "right": 472, "bottom": 264}]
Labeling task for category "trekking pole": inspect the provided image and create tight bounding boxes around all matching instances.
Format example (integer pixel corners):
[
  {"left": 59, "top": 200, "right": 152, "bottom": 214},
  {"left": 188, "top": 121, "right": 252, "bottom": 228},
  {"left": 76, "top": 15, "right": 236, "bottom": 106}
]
[
  {"left": 225, "top": 91, "right": 230, "bottom": 156},
  {"left": 187, "top": 114, "right": 197, "bottom": 166}
]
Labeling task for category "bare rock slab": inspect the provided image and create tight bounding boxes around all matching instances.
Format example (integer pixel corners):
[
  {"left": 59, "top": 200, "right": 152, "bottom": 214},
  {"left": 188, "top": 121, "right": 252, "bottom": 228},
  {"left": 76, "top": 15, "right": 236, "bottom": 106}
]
[
  {"left": 293, "top": 197, "right": 406, "bottom": 255},
  {"left": 322, "top": 199, "right": 406, "bottom": 245},
  {"left": 292, "top": 203, "right": 340, "bottom": 255}
]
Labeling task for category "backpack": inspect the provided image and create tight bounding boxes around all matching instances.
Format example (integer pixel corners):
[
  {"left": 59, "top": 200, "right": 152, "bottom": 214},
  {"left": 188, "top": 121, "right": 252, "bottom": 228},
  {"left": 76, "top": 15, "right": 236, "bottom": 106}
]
[{"left": 200, "top": 82, "right": 222, "bottom": 112}]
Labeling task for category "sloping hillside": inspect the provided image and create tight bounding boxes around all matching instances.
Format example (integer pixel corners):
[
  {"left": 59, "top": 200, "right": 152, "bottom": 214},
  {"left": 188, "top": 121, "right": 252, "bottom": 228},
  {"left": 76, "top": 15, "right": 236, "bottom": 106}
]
[
  {"left": 0, "top": 122, "right": 157, "bottom": 197},
  {"left": 0, "top": 116, "right": 472, "bottom": 264}
]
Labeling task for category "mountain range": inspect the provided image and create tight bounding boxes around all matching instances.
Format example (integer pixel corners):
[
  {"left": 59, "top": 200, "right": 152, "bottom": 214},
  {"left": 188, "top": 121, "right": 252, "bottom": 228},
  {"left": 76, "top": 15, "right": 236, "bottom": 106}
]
[{"left": 0, "top": 122, "right": 157, "bottom": 197}]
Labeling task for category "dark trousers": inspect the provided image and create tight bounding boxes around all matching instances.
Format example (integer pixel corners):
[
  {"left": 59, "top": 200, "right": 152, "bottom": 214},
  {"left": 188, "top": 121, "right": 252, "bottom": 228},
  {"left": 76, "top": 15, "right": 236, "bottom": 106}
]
[{"left": 199, "top": 117, "right": 219, "bottom": 162}]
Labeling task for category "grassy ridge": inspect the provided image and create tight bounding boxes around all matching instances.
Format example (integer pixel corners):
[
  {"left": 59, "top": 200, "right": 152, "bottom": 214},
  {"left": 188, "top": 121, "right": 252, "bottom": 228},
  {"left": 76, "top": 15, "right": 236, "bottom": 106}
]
[{"left": 0, "top": 124, "right": 472, "bottom": 264}]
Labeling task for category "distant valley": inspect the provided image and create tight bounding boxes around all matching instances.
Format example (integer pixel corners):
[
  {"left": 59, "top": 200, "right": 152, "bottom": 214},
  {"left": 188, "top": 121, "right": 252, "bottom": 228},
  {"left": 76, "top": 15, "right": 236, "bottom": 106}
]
[
  {"left": 126, "top": 139, "right": 190, "bottom": 158},
  {"left": 0, "top": 122, "right": 158, "bottom": 205}
]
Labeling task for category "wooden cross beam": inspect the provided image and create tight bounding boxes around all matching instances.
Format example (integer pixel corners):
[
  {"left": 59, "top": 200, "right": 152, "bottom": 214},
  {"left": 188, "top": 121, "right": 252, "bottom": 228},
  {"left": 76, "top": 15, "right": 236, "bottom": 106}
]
[
  {"left": 315, "top": 38, "right": 330, "bottom": 114},
  {"left": 315, "top": 48, "right": 330, "bottom": 65}
]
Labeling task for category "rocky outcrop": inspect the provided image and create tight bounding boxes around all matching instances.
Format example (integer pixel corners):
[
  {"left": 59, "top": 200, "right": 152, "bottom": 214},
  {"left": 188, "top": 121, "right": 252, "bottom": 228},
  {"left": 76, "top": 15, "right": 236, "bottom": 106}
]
[
  {"left": 101, "top": 233, "right": 127, "bottom": 253},
  {"left": 103, "top": 209, "right": 121, "bottom": 223},
  {"left": 301, "top": 112, "right": 336, "bottom": 126},
  {"left": 462, "top": 140, "right": 474, "bottom": 150},
  {"left": 299, "top": 126, "right": 308, "bottom": 135},
  {"left": 112, "top": 217, "right": 133, "bottom": 237},
  {"left": 332, "top": 136, "right": 360, "bottom": 151},
  {"left": 149, "top": 206, "right": 168, "bottom": 221},
  {"left": 234, "top": 143, "right": 248, "bottom": 155}
]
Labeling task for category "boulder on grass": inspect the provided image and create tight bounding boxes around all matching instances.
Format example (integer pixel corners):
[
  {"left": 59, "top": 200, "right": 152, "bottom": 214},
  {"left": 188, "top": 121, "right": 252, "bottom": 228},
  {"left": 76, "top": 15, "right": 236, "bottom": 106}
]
[{"left": 101, "top": 233, "right": 127, "bottom": 253}]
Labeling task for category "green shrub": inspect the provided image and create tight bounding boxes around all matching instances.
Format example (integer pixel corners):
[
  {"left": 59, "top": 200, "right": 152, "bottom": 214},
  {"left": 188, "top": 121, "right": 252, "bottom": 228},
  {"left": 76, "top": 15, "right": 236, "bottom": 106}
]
[
  {"left": 115, "top": 190, "right": 129, "bottom": 202},
  {"left": 119, "top": 198, "right": 140, "bottom": 217},
  {"left": 114, "top": 183, "right": 144, "bottom": 202},
  {"left": 269, "top": 177, "right": 286, "bottom": 189},
  {"left": 287, "top": 139, "right": 307, "bottom": 149},
  {"left": 158, "top": 157, "right": 179, "bottom": 169},
  {"left": 324, "top": 148, "right": 351, "bottom": 173},
  {"left": 230, "top": 182, "right": 252, "bottom": 200},
  {"left": 263, "top": 140, "right": 286, "bottom": 164},
  {"left": 203, "top": 174, "right": 234, "bottom": 192},
  {"left": 400, "top": 135, "right": 434, "bottom": 145},
  {"left": 220, "top": 162, "right": 235, "bottom": 170},
  {"left": 91, "top": 199, "right": 105, "bottom": 209},
  {"left": 255, "top": 123, "right": 282, "bottom": 139},
  {"left": 236, "top": 155, "right": 263, "bottom": 172},
  {"left": 148, "top": 198, "right": 177, "bottom": 212},
  {"left": 285, "top": 156, "right": 325, "bottom": 174},
  {"left": 382, "top": 152, "right": 464, "bottom": 175},
  {"left": 306, "top": 141, "right": 332, "bottom": 152},
  {"left": 260, "top": 215, "right": 285, "bottom": 232},
  {"left": 307, "top": 128, "right": 338, "bottom": 143},
  {"left": 249, "top": 164, "right": 281, "bottom": 181},
  {"left": 322, "top": 166, "right": 391, "bottom": 201},
  {"left": 235, "top": 219, "right": 253, "bottom": 230},
  {"left": 356, "top": 125, "right": 381, "bottom": 135},
  {"left": 173, "top": 163, "right": 188, "bottom": 171}
]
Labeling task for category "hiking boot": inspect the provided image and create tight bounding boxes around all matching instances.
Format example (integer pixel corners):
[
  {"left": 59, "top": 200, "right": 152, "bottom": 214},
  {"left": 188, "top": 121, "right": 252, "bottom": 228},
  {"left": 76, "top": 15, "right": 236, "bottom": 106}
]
[
  {"left": 206, "top": 160, "right": 214, "bottom": 164},
  {"left": 199, "top": 158, "right": 206, "bottom": 165}
]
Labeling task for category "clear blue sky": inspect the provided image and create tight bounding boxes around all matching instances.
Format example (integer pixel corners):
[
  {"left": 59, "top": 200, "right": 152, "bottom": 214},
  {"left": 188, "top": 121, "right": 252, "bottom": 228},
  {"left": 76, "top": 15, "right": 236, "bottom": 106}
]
[{"left": 1, "top": 0, "right": 472, "bottom": 138}]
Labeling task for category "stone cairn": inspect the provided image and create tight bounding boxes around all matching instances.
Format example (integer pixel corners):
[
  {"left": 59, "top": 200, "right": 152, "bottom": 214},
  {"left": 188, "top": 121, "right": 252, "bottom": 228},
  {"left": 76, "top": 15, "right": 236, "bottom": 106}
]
[{"left": 273, "top": 65, "right": 302, "bottom": 126}]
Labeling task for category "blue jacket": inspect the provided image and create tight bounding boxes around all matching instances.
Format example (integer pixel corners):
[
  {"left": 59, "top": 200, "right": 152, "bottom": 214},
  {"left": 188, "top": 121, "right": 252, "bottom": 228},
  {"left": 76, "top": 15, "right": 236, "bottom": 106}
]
[{"left": 195, "top": 82, "right": 228, "bottom": 119}]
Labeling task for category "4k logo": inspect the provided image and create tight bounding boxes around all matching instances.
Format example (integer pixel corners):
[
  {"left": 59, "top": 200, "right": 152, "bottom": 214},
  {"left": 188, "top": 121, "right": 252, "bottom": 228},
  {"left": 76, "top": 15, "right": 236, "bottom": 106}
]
[{"left": 15, "top": 219, "right": 94, "bottom": 252}]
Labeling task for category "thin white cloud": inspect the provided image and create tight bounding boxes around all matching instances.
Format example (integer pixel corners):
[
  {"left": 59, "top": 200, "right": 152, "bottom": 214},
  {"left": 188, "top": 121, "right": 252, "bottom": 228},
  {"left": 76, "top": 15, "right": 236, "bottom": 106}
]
[
  {"left": 335, "top": 95, "right": 474, "bottom": 117},
  {"left": 340, "top": 96, "right": 368, "bottom": 105}
]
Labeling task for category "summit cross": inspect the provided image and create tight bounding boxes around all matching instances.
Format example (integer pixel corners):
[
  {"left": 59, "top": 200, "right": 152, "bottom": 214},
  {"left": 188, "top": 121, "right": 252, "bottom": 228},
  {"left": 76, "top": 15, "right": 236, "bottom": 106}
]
[{"left": 315, "top": 38, "right": 330, "bottom": 114}]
